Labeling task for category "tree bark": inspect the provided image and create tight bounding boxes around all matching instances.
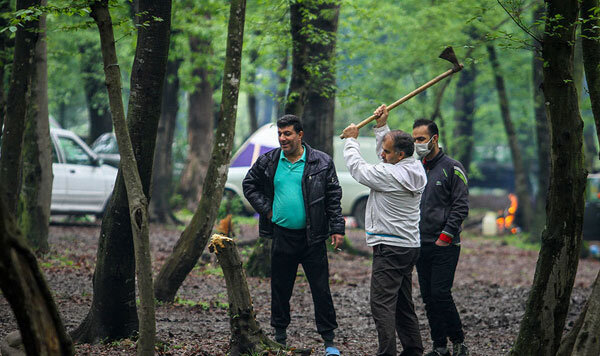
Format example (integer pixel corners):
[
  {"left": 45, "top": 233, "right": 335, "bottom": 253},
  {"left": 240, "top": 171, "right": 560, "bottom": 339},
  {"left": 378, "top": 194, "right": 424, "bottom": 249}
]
[
  {"left": 510, "top": 1, "right": 587, "bottom": 355},
  {"left": 72, "top": 0, "right": 171, "bottom": 347},
  {"left": 486, "top": 44, "right": 533, "bottom": 233},
  {"left": 0, "top": 198, "right": 73, "bottom": 355},
  {"left": 581, "top": 0, "right": 600, "bottom": 160},
  {"left": 208, "top": 234, "right": 281, "bottom": 355},
  {"left": 79, "top": 39, "right": 112, "bottom": 144},
  {"left": 0, "top": 0, "right": 11, "bottom": 132},
  {"left": 532, "top": 3, "right": 550, "bottom": 240},
  {"left": 275, "top": 50, "right": 289, "bottom": 119},
  {"left": 430, "top": 78, "right": 451, "bottom": 152},
  {"left": 557, "top": 272, "right": 600, "bottom": 356},
  {"left": 18, "top": 0, "right": 52, "bottom": 253},
  {"left": 178, "top": 36, "right": 214, "bottom": 209},
  {"left": 150, "top": 55, "right": 181, "bottom": 224},
  {"left": 286, "top": 0, "right": 340, "bottom": 156},
  {"left": 247, "top": 39, "right": 259, "bottom": 133},
  {"left": 154, "top": 0, "right": 246, "bottom": 303},
  {"left": 0, "top": 0, "right": 41, "bottom": 212},
  {"left": 451, "top": 62, "right": 476, "bottom": 171},
  {"left": 245, "top": 237, "right": 272, "bottom": 277}
]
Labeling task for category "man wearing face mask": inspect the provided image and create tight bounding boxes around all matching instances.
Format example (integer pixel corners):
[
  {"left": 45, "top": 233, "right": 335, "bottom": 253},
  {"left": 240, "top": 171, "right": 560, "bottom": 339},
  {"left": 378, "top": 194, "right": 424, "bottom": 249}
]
[
  {"left": 412, "top": 119, "right": 469, "bottom": 356},
  {"left": 342, "top": 105, "right": 427, "bottom": 356}
]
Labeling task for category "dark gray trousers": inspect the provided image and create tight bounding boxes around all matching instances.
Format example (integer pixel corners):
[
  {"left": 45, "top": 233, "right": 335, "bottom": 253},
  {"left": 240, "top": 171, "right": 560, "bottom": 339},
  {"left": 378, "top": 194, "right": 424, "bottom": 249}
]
[{"left": 371, "top": 244, "right": 423, "bottom": 356}]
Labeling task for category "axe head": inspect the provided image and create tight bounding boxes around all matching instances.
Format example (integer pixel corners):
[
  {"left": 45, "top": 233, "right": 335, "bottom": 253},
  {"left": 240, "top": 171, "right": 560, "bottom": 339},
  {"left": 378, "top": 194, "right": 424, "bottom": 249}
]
[{"left": 439, "top": 46, "right": 463, "bottom": 72}]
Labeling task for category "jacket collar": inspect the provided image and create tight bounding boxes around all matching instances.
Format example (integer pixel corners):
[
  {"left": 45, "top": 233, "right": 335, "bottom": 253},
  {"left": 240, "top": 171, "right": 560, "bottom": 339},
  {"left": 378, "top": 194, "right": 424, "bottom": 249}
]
[{"left": 423, "top": 148, "right": 445, "bottom": 170}]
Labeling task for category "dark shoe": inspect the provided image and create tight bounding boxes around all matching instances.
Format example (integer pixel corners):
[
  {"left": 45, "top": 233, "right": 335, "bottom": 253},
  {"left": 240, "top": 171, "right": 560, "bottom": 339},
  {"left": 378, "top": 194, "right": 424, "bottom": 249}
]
[
  {"left": 452, "top": 343, "right": 469, "bottom": 356},
  {"left": 425, "top": 349, "right": 451, "bottom": 356},
  {"left": 274, "top": 327, "right": 287, "bottom": 347}
]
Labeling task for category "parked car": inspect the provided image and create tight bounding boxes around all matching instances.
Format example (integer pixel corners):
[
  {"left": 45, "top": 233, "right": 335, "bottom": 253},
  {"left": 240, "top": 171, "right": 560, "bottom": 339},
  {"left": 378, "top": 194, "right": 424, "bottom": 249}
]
[
  {"left": 224, "top": 124, "right": 379, "bottom": 228},
  {"left": 50, "top": 128, "right": 118, "bottom": 217}
]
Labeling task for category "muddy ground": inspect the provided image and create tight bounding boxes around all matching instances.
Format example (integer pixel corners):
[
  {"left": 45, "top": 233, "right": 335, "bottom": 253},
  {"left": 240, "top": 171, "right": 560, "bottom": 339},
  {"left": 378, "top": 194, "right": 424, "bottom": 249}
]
[{"left": 1, "top": 221, "right": 598, "bottom": 355}]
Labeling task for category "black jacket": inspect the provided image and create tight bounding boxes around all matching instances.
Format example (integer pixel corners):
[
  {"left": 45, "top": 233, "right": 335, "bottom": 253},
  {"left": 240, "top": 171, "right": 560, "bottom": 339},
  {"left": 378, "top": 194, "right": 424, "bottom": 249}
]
[
  {"left": 242, "top": 143, "right": 345, "bottom": 244},
  {"left": 420, "top": 149, "right": 469, "bottom": 244}
]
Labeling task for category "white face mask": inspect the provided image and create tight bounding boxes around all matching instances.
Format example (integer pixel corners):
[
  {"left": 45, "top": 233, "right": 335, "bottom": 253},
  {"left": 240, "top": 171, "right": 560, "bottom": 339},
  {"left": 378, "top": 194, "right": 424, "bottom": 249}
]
[{"left": 414, "top": 136, "right": 434, "bottom": 159}]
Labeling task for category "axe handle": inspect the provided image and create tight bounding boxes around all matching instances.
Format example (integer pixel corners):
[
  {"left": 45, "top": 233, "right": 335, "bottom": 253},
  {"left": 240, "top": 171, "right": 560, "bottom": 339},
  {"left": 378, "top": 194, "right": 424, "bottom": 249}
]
[{"left": 340, "top": 66, "right": 462, "bottom": 139}]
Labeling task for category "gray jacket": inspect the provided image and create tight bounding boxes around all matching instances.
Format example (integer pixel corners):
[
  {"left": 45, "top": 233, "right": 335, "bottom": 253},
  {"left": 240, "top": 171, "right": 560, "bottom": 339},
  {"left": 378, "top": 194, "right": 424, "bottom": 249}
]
[{"left": 419, "top": 149, "right": 469, "bottom": 244}]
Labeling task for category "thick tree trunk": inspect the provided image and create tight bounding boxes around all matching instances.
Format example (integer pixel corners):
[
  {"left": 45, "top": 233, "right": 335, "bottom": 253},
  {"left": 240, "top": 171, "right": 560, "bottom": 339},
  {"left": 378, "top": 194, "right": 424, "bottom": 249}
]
[
  {"left": 430, "top": 77, "right": 451, "bottom": 155},
  {"left": 79, "top": 39, "right": 112, "bottom": 144},
  {"left": 208, "top": 234, "right": 281, "bottom": 355},
  {"left": 0, "top": 198, "right": 73, "bottom": 355},
  {"left": 451, "top": 63, "right": 476, "bottom": 171},
  {"left": 532, "top": 4, "right": 551, "bottom": 239},
  {"left": 150, "top": 56, "right": 181, "bottom": 224},
  {"left": 487, "top": 44, "right": 533, "bottom": 232},
  {"left": 247, "top": 42, "right": 259, "bottom": 133},
  {"left": 18, "top": 0, "right": 52, "bottom": 253},
  {"left": 246, "top": 237, "right": 272, "bottom": 277},
  {"left": 557, "top": 272, "right": 600, "bottom": 356},
  {"left": 72, "top": 0, "right": 171, "bottom": 347},
  {"left": 0, "top": 0, "right": 41, "bottom": 212},
  {"left": 276, "top": 51, "right": 289, "bottom": 119},
  {"left": 510, "top": 1, "right": 587, "bottom": 355},
  {"left": 178, "top": 36, "right": 214, "bottom": 209},
  {"left": 581, "top": 0, "right": 600, "bottom": 160},
  {"left": 0, "top": 0, "right": 11, "bottom": 132},
  {"left": 154, "top": 0, "right": 246, "bottom": 303},
  {"left": 286, "top": 0, "right": 340, "bottom": 156}
]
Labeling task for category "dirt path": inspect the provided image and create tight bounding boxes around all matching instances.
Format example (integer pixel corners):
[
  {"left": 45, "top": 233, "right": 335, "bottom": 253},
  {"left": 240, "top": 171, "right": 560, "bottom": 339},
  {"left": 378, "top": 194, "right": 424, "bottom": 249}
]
[{"left": 0, "top": 223, "right": 598, "bottom": 355}]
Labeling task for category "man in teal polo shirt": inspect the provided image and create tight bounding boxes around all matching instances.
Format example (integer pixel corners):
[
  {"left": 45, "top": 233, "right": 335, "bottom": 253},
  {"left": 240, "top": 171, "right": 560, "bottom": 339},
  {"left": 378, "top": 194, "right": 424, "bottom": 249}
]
[{"left": 243, "top": 115, "right": 345, "bottom": 356}]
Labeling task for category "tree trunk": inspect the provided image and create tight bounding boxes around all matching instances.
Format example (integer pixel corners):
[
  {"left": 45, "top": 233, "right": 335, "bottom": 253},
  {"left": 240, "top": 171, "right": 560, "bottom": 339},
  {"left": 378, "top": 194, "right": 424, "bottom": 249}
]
[
  {"left": 247, "top": 41, "right": 259, "bottom": 133},
  {"left": 430, "top": 78, "right": 451, "bottom": 152},
  {"left": 72, "top": 0, "right": 171, "bottom": 346},
  {"left": 208, "top": 234, "right": 281, "bottom": 355},
  {"left": 557, "top": 272, "right": 600, "bottom": 356},
  {"left": 150, "top": 56, "right": 181, "bottom": 224},
  {"left": 0, "top": 0, "right": 41, "bottom": 212},
  {"left": 178, "top": 36, "right": 214, "bottom": 209},
  {"left": 510, "top": 1, "right": 587, "bottom": 355},
  {"left": 286, "top": 0, "right": 340, "bottom": 156},
  {"left": 532, "top": 3, "right": 551, "bottom": 240},
  {"left": 0, "top": 0, "right": 11, "bottom": 132},
  {"left": 451, "top": 62, "right": 476, "bottom": 171},
  {"left": 581, "top": 0, "right": 600, "bottom": 160},
  {"left": 18, "top": 0, "right": 52, "bottom": 253},
  {"left": 79, "top": 39, "right": 112, "bottom": 144},
  {"left": 486, "top": 44, "right": 534, "bottom": 233},
  {"left": 0, "top": 198, "right": 73, "bottom": 355},
  {"left": 275, "top": 50, "right": 289, "bottom": 119},
  {"left": 154, "top": 0, "right": 246, "bottom": 303},
  {"left": 246, "top": 237, "right": 272, "bottom": 277}
]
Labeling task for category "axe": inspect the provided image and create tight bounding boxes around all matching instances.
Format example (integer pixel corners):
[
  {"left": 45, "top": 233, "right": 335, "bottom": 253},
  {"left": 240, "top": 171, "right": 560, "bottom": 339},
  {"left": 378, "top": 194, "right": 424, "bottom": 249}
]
[{"left": 339, "top": 46, "right": 464, "bottom": 139}]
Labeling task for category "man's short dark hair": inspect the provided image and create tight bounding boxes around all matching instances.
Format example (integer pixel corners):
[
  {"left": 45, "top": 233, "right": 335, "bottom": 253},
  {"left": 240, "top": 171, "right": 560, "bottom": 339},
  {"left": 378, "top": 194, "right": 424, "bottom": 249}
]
[
  {"left": 386, "top": 130, "right": 414, "bottom": 157},
  {"left": 277, "top": 114, "right": 303, "bottom": 133},
  {"left": 413, "top": 118, "right": 439, "bottom": 137}
]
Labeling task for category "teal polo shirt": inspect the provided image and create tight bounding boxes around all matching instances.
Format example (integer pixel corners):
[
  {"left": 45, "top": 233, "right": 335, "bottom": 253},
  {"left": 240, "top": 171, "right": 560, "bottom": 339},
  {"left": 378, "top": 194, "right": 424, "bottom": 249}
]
[{"left": 271, "top": 147, "right": 307, "bottom": 229}]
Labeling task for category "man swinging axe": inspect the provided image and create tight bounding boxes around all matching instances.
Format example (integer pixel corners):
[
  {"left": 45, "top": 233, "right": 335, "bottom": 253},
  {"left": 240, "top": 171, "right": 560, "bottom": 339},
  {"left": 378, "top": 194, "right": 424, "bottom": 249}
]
[{"left": 341, "top": 47, "right": 469, "bottom": 356}]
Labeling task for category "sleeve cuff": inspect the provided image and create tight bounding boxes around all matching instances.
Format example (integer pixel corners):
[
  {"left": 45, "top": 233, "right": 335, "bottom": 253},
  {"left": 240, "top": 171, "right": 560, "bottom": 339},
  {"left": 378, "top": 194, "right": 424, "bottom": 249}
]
[{"left": 439, "top": 232, "right": 453, "bottom": 244}]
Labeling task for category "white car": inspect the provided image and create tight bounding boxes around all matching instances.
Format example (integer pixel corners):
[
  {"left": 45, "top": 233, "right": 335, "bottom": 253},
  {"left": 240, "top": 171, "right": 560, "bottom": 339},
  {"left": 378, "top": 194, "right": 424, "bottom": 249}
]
[
  {"left": 50, "top": 128, "right": 118, "bottom": 217},
  {"left": 225, "top": 124, "right": 379, "bottom": 228}
]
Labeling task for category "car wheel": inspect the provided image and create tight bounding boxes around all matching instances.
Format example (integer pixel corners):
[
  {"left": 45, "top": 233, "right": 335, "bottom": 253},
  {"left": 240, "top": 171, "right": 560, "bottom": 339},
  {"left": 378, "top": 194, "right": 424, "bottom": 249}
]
[{"left": 352, "top": 197, "right": 367, "bottom": 229}]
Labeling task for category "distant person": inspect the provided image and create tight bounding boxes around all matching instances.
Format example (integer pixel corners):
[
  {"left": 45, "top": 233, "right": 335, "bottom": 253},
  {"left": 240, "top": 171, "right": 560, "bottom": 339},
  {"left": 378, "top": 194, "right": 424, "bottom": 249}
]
[
  {"left": 412, "top": 119, "right": 469, "bottom": 356},
  {"left": 342, "top": 104, "right": 427, "bottom": 356},
  {"left": 242, "top": 115, "right": 345, "bottom": 356}
]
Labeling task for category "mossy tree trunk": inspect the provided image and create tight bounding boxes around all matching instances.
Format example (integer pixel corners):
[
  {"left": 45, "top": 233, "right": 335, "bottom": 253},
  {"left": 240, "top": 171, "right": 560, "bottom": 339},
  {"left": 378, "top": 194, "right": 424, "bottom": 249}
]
[
  {"left": 581, "top": 0, "right": 600, "bottom": 160},
  {"left": 72, "top": 1, "right": 171, "bottom": 349},
  {"left": 510, "top": 1, "right": 587, "bottom": 354},
  {"left": 18, "top": 0, "right": 52, "bottom": 253},
  {"left": 154, "top": 0, "right": 246, "bottom": 303},
  {"left": 0, "top": 0, "right": 41, "bottom": 212},
  {"left": 0, "top": 198, "right": 73, "bottom": 355},
  {"left": 0, "top": 0, "right": 11, "bottom": 131},
  {"left": 246, "top": 237, "right": 272, "bottom": 278},
  {"left": 487, "top": 44, "right": 533, "bottom": 232}
]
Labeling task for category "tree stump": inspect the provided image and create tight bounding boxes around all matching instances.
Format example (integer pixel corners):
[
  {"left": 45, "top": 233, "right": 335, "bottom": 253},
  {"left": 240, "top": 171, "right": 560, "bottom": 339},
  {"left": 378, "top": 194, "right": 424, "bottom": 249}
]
[{"left": 246, "top": 237, "right": 272, "bottom": 278}]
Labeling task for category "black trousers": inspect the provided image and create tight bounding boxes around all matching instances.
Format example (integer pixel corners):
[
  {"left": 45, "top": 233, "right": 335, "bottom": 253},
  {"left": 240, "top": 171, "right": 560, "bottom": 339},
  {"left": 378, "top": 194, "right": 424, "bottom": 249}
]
[
  {"left": 270, "top": 224, "right": 338, "bottom": 338},
  {"left": 370, "top": 244, "right": 423, "bottom": 356},
  {"left": 416, "top": 243, "right": 464, "bottom": 349}
]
